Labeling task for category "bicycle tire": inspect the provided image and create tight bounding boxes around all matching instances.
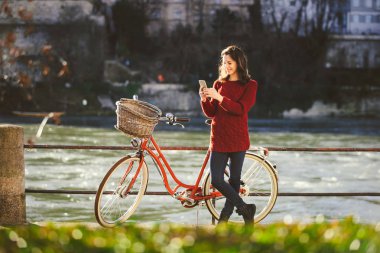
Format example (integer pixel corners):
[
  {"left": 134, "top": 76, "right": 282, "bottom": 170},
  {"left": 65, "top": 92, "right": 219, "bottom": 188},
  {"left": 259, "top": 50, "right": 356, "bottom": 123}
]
[
  {"left": 203, "top": 152, "right": 278, "bottom": 224},
  {"left": 94, "top": 156, "right": 148, "bottom": 227}
]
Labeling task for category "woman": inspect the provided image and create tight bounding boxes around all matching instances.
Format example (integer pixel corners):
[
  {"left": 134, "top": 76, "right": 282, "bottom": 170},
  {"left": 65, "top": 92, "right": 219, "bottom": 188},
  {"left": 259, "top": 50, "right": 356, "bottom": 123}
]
[{"left": 200, "top": 45, "right": 258, "bottom": 225}]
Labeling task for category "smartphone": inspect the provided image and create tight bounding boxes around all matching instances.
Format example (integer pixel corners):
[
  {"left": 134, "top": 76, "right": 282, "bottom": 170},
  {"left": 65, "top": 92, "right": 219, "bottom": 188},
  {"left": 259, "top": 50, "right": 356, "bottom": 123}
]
[{"left": 199, "top": 80, "right": 207, "bottom": 90}]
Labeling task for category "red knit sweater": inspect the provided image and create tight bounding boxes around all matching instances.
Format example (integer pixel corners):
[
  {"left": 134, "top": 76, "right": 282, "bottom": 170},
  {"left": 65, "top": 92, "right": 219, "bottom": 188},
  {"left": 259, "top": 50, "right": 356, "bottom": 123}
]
[{"left": 201, "top": 79, "right": 258, "bottom": 152}]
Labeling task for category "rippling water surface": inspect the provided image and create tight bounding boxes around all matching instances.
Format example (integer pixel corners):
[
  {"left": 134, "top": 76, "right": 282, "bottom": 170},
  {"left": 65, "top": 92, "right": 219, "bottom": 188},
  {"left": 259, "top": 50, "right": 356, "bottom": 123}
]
[{"left": 5, "top": 117, "right": 380, "bottom": 225}]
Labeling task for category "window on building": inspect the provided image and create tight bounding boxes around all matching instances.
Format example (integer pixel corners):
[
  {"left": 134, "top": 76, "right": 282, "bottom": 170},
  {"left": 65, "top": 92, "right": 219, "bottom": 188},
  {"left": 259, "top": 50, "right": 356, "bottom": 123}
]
[
  {"left": 289, "top": 0, "right": 296, "bottom": 6},
  {"left": 351, "top": 54, "right": 359, "bottom": 68},
  {"left": 365, "top": 0, "right": 372, "bottom": 7},
  {"left": 337, "top": 48, "right": 346, "bottom": 66},
  {"left": 366, "top": 15, "right": 372, "bottom": 23},
  {"left": 363, "top": 50, "right": 369, "bottom": 68},
  {"left": 173, "top": 9, "right": 183, "bottom": 19},
  {"left": 359, "top": 15, "right": 366, "bottom": 22},
  {"left": 151, "top": 9, "right": 161, "bottom": 19},
  {"left": 375, "top": 54, "right": 380, "bottom": 67},
  {"left": 377, "top": 0, "right": 380, "bottom": 9},
  {"left": 352, "top": 0, "right": 360, "bottom": 7},
  {"left": 351, "top": 14, "right": 359, "bottom": 23}
]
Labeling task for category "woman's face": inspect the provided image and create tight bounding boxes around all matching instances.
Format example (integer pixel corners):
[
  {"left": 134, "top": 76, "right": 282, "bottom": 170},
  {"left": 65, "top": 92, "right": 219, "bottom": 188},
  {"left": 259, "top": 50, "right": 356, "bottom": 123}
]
[{"left": 222, "top": 54, "right": 238, "bottom": 79}]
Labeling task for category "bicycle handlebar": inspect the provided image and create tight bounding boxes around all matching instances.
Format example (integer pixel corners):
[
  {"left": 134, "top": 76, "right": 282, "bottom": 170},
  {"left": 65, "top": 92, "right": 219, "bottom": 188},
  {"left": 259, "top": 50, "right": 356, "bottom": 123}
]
[
  {"left": 174, "top": 117, "right": 190, "bottom": 123},
  {"left": 159, "top": 113, "right": 190, "bottom": 126}
]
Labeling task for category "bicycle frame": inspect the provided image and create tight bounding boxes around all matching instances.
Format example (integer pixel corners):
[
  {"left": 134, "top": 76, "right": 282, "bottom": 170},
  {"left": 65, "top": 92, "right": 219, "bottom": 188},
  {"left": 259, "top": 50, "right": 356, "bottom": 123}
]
[{"left": 137, "top": 135, "right": 221, "bottom": 202}]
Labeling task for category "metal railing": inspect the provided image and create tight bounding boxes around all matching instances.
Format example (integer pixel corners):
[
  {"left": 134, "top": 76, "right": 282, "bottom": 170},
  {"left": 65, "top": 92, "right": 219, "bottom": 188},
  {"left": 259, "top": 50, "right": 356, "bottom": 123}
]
[{"left": 24, "top": 144, "right": 380, "bottom": 197}]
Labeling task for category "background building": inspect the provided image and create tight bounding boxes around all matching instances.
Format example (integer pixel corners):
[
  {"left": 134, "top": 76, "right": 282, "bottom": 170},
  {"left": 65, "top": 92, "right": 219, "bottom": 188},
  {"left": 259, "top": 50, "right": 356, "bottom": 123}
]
[
  {"left": 147, "top": 0, "right": 254, "bottom": 34},
  {"left": 347, "top": 0, "right": 380, "bottom": 34},
  {"left": 146, "top": 0, "right": 380, "bottom": 35},
  {"left": 326, "top": 0, "right": 380, "bottom": 70}
]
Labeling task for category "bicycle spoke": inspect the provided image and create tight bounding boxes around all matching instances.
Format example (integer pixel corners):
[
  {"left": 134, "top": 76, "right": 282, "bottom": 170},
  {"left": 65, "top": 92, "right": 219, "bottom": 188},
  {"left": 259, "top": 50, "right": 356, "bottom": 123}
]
[
  {"left": 95, "top": 156, "right": 148, "bottom": 227},
  {"left": 242, "top": 163, "right": 261, "bottom": 185},
  {"left": 101, "top": 193, "right": 120, "bottom": 220}
]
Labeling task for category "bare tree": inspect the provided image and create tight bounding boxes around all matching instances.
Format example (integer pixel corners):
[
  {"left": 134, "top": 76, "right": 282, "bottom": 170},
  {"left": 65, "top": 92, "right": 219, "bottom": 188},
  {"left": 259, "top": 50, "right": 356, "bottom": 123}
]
[
  {"left": 294, "top": 0, "right": 346, "bottom": 37},
  {"left": 312, "top": 0, "right": 332, "bottom": 34},
  {"left": 293, "top": 0, "right": 308, "bottom": 36},
  {"left": 267, "top": 0, "right": 289, "bottom": 37},
  {"left": 189, "top": 0, "right": 205, "bottom": 34}
]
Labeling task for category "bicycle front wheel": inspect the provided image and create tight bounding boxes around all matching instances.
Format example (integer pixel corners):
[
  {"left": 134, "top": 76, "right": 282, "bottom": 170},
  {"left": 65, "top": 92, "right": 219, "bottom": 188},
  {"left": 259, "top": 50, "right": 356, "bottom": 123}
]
[
  {"left": 94, "top": 156, "right": 148, "bottom": 227},
  {"left": 203, "top": 152, "right": 278, "bottom": 224}
]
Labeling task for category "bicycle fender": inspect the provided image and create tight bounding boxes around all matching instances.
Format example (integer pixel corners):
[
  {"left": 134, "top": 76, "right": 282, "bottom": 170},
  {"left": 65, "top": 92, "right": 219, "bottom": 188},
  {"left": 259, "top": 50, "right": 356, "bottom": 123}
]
[{"left": 246, "top": 151, "right": 278, "bottom": 181}]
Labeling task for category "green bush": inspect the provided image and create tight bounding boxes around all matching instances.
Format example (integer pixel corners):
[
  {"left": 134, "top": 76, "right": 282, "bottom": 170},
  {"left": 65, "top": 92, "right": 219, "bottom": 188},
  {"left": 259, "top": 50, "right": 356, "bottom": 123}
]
[{"left": 1, "top": 217, "right": 379, "bottom": 253}]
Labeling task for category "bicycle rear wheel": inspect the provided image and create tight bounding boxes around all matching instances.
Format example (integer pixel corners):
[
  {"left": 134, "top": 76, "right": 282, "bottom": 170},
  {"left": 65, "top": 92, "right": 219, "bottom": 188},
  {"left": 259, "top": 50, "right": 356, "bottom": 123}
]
[
  {"left": 203, "top": 152, "right": 278, "bottom": 224},
  {"left": 94, "top": 156, "right": 148, "bottom": 227}
]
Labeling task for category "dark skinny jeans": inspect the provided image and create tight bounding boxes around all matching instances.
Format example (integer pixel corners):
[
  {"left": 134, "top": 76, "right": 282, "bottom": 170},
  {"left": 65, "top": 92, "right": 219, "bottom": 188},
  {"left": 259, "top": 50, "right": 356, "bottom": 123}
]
[{"left": 210, "top": 151, "right": 246, "bottom": 214}]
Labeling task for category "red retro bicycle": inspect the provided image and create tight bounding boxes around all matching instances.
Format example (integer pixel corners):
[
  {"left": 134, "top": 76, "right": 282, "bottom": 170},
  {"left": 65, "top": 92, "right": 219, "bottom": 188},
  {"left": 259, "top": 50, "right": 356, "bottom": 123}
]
[{"left": 94, "top": 99, "right": 278, "bottom": 227}]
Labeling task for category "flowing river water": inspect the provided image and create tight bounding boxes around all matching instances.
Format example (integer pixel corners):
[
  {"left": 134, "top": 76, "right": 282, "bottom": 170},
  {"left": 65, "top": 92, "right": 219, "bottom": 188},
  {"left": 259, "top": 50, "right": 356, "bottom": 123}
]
[{"left": 2, "top": 117, "right": 380, "bottom": 225}]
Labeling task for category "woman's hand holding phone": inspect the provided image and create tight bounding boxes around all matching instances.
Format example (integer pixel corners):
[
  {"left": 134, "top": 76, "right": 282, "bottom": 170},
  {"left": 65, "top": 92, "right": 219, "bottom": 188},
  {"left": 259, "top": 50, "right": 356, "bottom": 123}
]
[
  {"left": 199, "top": 80, "right": 207, "bottom": 102},
  {"left": 203, "top": 87, "right": 223, "bottom": 102}
]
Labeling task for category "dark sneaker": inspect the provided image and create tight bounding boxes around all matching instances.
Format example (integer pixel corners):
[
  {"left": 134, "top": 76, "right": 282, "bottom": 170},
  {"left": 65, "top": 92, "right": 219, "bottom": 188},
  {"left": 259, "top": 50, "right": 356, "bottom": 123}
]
[
  {"left": 218, "top": 210, "right": 232, "bottom": 224},
  {"left": 236, "top": 204, "right": 256, "bottom": 225}
]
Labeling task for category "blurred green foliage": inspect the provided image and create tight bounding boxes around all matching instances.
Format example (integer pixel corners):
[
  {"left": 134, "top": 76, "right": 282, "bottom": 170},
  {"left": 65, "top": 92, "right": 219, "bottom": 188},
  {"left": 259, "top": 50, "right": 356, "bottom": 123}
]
[{"left": 1, "top": 217, "right": 379, "bottom": 253}]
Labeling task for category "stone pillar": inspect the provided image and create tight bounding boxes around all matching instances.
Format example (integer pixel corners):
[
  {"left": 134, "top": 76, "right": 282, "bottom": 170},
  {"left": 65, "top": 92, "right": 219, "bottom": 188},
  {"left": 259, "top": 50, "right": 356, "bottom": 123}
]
[{"left": 0, "top": 125, "right": 26, "bottom": 225}]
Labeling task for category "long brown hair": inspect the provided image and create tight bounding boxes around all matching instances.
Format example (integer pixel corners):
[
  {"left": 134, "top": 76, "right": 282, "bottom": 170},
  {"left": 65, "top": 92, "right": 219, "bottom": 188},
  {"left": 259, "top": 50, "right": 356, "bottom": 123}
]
[{"left": 218, "top": 45, "right": 251, "bottom": 85}]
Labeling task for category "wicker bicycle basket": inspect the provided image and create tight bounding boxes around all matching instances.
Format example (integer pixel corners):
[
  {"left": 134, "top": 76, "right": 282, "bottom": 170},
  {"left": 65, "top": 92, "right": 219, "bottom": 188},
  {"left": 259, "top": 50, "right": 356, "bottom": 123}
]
[{"left": 116, "top": 98, "right": 162, "bottom": 138}]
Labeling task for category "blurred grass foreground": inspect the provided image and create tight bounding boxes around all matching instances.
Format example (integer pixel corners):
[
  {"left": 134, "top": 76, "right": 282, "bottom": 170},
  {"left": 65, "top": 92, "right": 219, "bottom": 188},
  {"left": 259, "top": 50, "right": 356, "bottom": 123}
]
[{"left": 1, "top": 217, "right": 379, "bottom": 253}]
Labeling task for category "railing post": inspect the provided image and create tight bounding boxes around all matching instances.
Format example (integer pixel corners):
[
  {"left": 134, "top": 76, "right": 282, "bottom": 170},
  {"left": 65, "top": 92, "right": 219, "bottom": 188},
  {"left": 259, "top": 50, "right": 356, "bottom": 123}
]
[{"left": 0, "top": 124, "right": 26, "bottom": 225}]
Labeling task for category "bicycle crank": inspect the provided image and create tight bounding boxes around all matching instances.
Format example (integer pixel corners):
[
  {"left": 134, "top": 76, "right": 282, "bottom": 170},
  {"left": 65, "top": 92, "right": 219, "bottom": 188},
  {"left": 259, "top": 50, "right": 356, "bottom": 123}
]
[
  {"left": 239, "top": 183, "right": 250, "bottom": 197},
  {"left": 181, "top": 200, "right": 199, "bottom": 208}
]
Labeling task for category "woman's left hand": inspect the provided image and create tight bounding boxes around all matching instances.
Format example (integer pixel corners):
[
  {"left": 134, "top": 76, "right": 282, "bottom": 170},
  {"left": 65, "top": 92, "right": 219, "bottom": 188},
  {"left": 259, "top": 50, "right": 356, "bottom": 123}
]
[{"left": 203, "top": 88, "right": 223, "bottom": 102}]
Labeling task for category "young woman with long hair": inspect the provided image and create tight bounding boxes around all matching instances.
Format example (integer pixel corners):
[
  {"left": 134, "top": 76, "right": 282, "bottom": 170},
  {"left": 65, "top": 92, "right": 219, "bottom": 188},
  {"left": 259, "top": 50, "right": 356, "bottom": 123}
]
[{"left": 199, "top": 45, "right": 258, "bottom": 225}]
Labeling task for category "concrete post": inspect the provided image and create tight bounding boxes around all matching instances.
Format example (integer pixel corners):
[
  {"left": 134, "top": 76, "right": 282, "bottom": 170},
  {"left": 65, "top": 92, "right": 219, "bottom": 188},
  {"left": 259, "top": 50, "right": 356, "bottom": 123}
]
[{"left": 0, "top": 125, "right": 26, "bottom": 225}]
